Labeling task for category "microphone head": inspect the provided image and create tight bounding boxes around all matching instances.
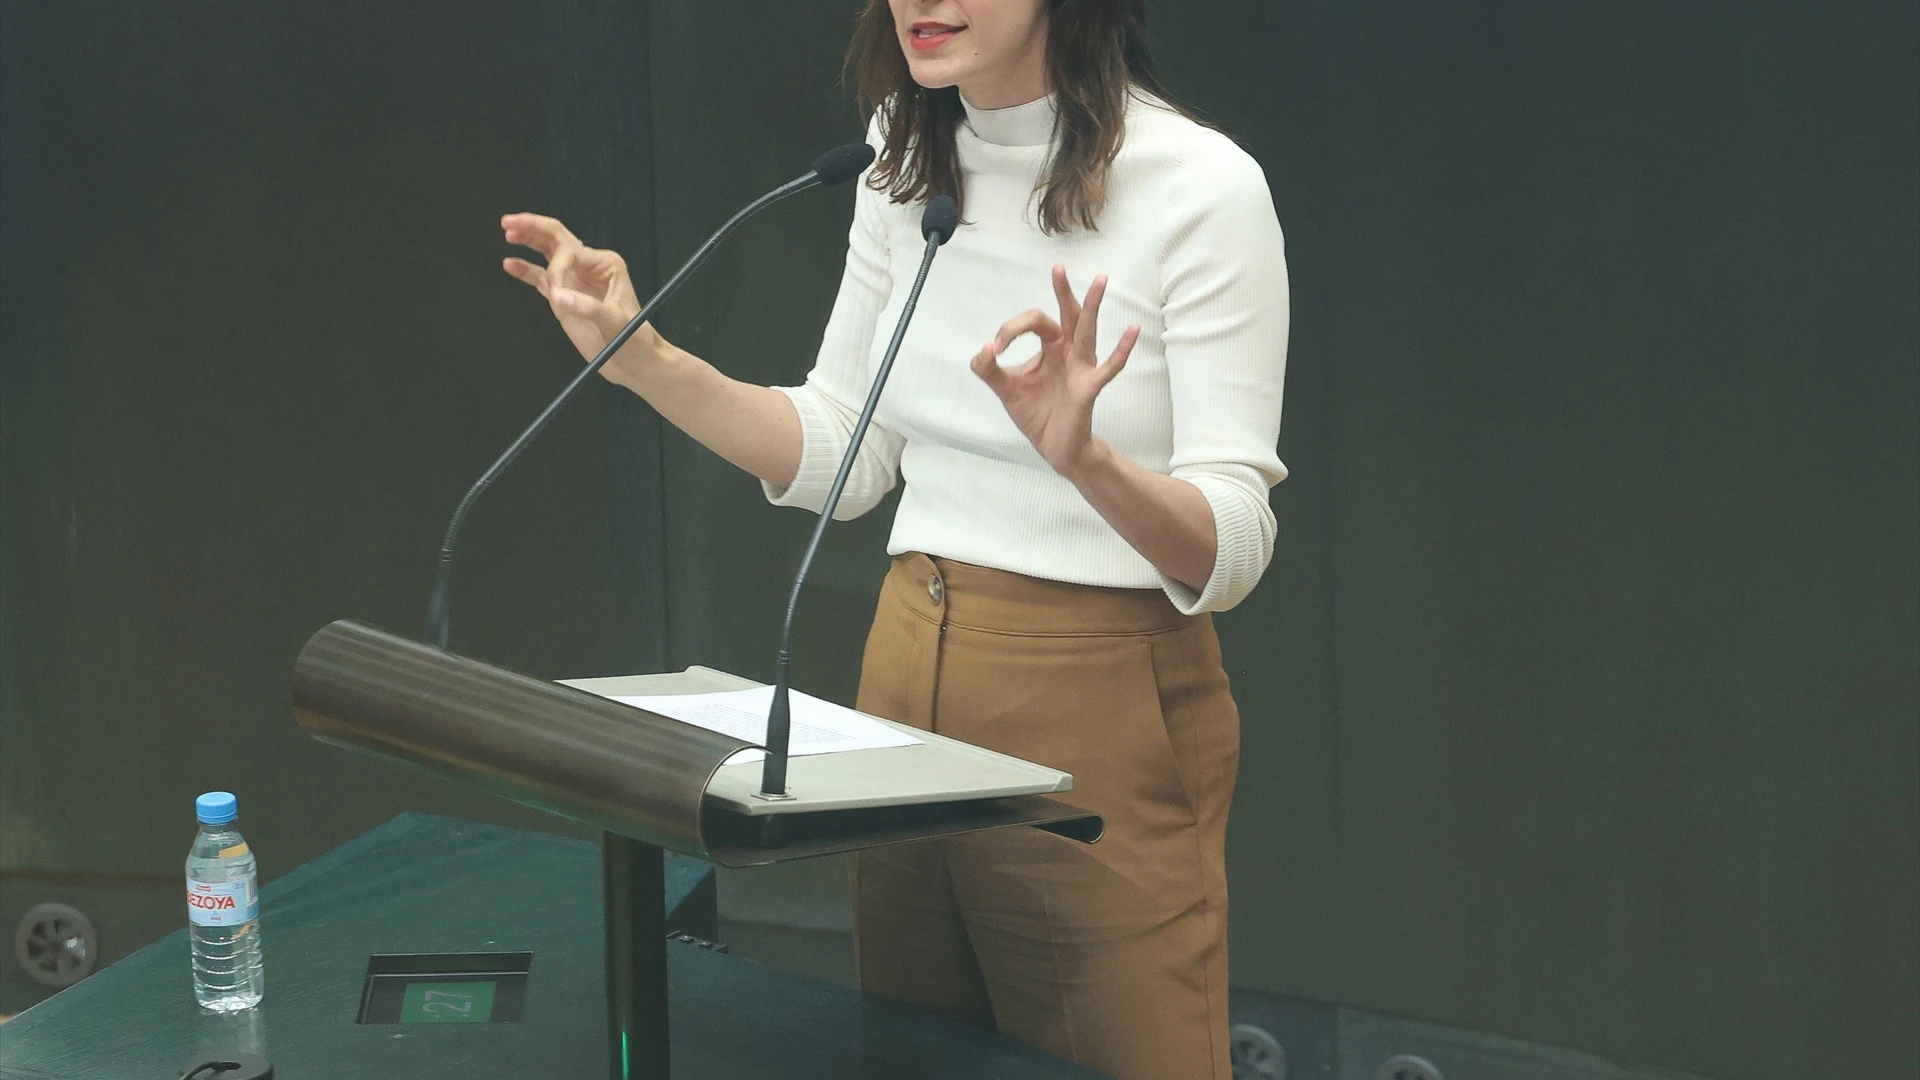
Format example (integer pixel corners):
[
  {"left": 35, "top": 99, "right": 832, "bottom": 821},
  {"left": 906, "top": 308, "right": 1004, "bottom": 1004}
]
[
  {"left": 810, "top": 142, "right": 876, "bottom": 187},
  {"left": 921, "top": 194, "right": 959, "bottom": 245}
]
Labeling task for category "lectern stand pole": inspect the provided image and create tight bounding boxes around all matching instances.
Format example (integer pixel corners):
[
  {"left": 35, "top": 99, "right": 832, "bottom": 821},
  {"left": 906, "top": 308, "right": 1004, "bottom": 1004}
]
[{"left": 603, "top": 832, "right": 669, "bottom": 1080}]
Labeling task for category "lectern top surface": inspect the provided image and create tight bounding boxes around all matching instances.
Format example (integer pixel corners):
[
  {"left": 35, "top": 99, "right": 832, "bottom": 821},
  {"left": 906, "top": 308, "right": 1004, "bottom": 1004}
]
[{"left": 563, "top": 668, "right": 1075, "bottom": 817}]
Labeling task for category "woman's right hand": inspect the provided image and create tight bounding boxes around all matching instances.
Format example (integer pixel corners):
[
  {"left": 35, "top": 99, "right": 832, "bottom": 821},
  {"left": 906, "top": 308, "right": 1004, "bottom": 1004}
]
[
  {"left": 500, "top": 213, "right": 664, "bottom": 384},
  {"left": 502, "top": 214, "right": 805, "bottom": 490}
]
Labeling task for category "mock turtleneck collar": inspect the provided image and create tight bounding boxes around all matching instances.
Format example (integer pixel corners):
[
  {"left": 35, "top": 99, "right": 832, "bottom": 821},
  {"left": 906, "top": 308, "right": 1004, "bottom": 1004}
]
[{"left": 960, "top": 92, "right": 1058, "bottom": 147}]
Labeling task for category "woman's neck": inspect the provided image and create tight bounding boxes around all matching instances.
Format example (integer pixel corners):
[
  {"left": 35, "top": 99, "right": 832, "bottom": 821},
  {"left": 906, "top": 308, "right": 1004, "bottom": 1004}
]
[
  {"left": 955, "top": 36, "right": 1049, "bottom": 110},
  {"left": 960, "top": 83, "right": 1049, "bottom": 112}
]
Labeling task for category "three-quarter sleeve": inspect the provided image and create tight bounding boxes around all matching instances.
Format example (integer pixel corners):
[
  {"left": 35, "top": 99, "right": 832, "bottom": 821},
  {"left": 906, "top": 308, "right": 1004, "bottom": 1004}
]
[
  {"left": 761, "top": 129, "right": 905, "bottom": 521},
  {"left": 1156, "top": 149, "right": 1290, "bottom": 614}
]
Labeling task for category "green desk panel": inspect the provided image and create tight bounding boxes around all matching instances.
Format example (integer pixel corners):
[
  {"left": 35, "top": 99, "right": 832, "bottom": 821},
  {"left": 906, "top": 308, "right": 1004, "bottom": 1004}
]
[{"left": 0, "top": 814, "right": 1102, "bottom": 1079}]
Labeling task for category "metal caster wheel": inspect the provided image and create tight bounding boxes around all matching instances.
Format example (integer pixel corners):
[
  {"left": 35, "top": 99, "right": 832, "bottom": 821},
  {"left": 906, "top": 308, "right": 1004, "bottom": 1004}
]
[
  {"left": 13, "top": 902, "right": 99, "bottom": 990},
  {"left": 1374, "top": 1053, "right": 1444, "bottom": 1080},
  {"left": 1230, "top": 1022, "right": 1287, "bottom": 1080}
]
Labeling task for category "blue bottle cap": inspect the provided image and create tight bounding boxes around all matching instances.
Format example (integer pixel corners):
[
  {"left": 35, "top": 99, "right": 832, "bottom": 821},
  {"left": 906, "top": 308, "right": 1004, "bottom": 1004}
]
[{"left": 195, "top": 791, "right": 238, "bottom": 825}]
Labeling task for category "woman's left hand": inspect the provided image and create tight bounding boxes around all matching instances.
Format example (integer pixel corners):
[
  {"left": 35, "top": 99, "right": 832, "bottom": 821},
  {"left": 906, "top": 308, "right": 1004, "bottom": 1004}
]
[{"left": 970, "top": 266, "right": 1142, "bottom": 479}]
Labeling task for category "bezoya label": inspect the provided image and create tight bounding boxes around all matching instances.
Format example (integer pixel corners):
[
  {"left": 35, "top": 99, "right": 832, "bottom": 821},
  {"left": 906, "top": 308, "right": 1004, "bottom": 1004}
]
[{"left": 186, "top": 875, "right": 259, "bottom": 927}]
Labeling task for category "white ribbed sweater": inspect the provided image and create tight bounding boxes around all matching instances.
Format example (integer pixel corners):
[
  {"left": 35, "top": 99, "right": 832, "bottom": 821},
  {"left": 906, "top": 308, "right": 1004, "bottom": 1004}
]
[{"left": 766, "top": 92, "right": 1289, "bottom": 613}]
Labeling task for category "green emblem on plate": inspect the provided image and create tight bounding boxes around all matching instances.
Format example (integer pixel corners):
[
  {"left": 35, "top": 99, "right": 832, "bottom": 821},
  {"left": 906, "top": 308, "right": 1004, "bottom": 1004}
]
[{"left": 399, "top": 980, "right": 496, "bottom": 1024}]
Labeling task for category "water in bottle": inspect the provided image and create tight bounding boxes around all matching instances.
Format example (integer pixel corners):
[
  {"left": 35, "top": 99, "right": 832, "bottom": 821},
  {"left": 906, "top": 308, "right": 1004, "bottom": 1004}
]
[{"left": 186, "top": 791, "right": 264, "bottom": 1012}]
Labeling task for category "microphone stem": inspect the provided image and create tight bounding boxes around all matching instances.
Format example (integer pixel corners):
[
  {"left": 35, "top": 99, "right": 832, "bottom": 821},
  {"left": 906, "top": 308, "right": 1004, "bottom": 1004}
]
[
  {"left": 424, "top": 171, "right": 821, "bottom": 649},
  {"left": 761, "top": 229, "right": 943, "bottom": 797}
]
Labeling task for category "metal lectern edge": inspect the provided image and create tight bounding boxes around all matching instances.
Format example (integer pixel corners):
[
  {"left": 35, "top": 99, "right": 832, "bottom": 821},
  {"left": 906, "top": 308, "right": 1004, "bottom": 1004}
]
[
  {"left": 292, "top": 623, "right": 1105, "bottom": 866},
  {"left": 290, "top": 620, "right": 747, "bottom": 861}
]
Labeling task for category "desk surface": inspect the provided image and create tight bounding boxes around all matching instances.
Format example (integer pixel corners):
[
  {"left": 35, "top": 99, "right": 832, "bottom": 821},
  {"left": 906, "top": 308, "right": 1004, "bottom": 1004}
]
[{"left": 0, "top": 814, "right": 1104, "bottom": 1079}]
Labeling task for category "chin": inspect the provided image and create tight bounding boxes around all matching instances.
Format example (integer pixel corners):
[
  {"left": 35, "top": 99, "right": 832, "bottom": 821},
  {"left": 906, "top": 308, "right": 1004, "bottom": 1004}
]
[{"left": 904, "top": 56, "right": 969, "bottom": 91}]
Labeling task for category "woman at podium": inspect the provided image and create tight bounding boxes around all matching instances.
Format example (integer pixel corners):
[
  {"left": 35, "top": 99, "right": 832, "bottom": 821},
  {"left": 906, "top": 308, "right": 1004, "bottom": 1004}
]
[{"left": 499, "top": 3, "right": 1287, "bottom": 1077}]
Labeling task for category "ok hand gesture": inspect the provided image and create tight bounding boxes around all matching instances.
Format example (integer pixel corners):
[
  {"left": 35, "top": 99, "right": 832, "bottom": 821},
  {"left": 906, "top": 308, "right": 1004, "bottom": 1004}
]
[{"left": 969, "top": 266, "right": 1142, "bottom": 479}]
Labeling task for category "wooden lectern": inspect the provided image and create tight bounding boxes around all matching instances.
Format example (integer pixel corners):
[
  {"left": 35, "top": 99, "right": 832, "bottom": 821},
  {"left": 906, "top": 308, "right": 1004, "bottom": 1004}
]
[{"left": 291, "top": 619, "right": 1101, "bottom": 1080}]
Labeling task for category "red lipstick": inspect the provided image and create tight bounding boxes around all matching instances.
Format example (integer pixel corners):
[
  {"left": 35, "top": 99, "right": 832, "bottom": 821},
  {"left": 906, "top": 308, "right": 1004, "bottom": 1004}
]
[{"left": 908, "top": 20, "right": 965, "bottom": 52}]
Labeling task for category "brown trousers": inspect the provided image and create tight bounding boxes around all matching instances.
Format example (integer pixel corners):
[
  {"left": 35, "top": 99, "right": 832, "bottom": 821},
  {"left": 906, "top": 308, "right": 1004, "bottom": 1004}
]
[{"left": 852, "top": 553, "right": 1240, "bottom": 1080}]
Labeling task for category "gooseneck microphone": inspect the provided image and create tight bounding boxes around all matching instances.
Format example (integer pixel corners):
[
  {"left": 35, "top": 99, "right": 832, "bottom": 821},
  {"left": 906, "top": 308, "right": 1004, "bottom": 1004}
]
[
  {"left": 424, "top": 141, "right": 877, "bottom": 649},
  {"left": 760, "top": 193, "right": 960, "bottom": 798}
]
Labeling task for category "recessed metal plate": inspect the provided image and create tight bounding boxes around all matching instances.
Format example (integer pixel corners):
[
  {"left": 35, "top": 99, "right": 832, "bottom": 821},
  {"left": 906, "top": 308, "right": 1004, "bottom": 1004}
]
[{"left": 355, "top": 952, "right": 532, "bottom": 1025}]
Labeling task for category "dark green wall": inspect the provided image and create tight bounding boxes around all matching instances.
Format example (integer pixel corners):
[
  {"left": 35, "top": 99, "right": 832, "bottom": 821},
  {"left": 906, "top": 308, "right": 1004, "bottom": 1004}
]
[
  {"left": 644, "top": 3, "right": 891, "bottom": 698},
  {"left": 2, "top": 3, "right": 1913, "bottom": 1079},
  {"left": 1165, "top": 7, "right": 1918, "bottom": 1079},
  {"left": 1203, "top": 5, "right": 1915, "bottom": 1078},
  {"left": 0, "top": 0, "right": 666, "bottom": 1006}
]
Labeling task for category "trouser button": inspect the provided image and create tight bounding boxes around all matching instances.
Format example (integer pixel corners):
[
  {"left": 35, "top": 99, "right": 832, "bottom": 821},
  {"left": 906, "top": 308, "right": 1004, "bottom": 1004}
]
[{"left": 926, "top": 576, "right": 944, "bottom": 605}]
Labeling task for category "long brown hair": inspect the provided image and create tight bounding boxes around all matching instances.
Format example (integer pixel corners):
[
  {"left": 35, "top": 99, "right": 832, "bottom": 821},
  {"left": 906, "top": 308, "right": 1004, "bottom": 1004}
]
[{"left": 846, "top": 0, "right": 1197, "bottom": 234}]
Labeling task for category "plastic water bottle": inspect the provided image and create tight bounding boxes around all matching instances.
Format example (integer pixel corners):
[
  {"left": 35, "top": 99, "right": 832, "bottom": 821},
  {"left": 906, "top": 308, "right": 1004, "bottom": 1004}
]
[{"left": 186, "top": 791, "right": 264, "bottom": 1012}]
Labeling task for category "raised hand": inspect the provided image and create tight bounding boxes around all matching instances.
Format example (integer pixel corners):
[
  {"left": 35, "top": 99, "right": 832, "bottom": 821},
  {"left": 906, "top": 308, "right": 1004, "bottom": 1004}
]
[
  {"left": 501, "top": 213, "right": 660, "bottom": 382},
  {"left": 970, "top": 265, "right": 1142, "bottom": 478}
]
